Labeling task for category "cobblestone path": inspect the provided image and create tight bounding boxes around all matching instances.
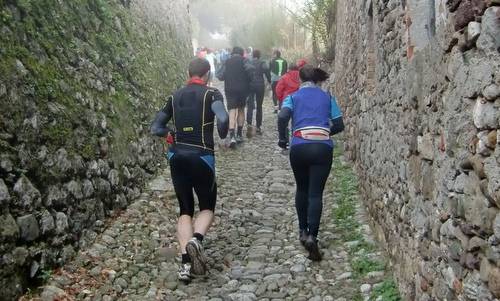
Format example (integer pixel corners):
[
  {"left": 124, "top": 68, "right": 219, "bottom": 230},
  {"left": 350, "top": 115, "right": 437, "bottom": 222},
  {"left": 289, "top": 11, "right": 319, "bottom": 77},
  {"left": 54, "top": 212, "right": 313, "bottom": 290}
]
[{"left": 37, "top": 93, "right": 391, "bottom": 301}]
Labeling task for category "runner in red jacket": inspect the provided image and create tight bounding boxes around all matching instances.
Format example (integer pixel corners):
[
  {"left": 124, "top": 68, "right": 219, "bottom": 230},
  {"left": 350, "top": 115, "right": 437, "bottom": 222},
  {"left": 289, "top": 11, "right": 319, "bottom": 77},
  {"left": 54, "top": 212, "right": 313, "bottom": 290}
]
[{"left": 276, "top": 59, "right": 307, "bottom": 108}]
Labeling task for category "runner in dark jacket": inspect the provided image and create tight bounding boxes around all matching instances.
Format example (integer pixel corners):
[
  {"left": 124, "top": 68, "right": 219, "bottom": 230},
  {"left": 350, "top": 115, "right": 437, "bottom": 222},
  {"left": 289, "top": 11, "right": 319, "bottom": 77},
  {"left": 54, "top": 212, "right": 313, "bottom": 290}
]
[
  {"left": 221, "top": 46, "right": 254, "bottom": 147},
  {"left": 247, "top": 49, "right": 271, "bottom": 135}
]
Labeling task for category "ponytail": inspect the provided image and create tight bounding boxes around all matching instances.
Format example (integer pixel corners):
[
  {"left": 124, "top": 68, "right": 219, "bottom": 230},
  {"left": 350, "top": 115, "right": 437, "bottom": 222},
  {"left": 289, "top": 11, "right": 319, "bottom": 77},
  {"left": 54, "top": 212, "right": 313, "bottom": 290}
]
[{"left": 299, "top": 65, "right": 330, "bottom": 84}]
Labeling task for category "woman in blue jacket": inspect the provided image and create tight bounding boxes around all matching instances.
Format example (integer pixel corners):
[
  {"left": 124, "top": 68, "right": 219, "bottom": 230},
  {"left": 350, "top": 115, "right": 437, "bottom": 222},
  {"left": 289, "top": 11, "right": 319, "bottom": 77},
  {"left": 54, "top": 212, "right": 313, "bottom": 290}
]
[{"left": 277, "top": 65, "right": 344, "bottom": 261}]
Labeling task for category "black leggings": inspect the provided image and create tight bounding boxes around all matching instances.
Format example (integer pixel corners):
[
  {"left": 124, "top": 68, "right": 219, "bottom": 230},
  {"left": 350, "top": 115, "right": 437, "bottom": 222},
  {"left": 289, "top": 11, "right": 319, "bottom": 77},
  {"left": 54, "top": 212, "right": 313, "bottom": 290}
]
[
  {"left": 290, "top": 143, "right": 333, "bottom": 237},
  {"left": 169, "top": 152, "right": 217, "bottom": 217},
  {"left": 247, "top": 86, "right": 265, "bottom": 128}
]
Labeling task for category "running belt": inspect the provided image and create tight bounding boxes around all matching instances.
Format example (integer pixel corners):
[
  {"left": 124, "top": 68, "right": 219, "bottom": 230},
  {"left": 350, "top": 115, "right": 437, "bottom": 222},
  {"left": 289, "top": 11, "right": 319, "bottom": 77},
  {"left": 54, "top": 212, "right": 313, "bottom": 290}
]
[{"left": 293, "top": 126, "right": 330, "bottom": 141}]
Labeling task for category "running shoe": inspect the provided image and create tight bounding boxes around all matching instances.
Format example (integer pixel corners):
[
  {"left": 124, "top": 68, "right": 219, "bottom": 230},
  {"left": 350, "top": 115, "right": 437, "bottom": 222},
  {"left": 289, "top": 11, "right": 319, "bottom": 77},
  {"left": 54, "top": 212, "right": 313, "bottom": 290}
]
[
  {"left": 256, "top": 127, "right": 262, "bottom": 135},
  {"left": 235, "top": 135, "right": 244, "bottom": 144},
  {"left": 178, "top": 263, "right": 192, "bottom": 281},
  {"left": 299, "top": 230, "right": 309, "bottom": 246},
  {"left": 186, "top": 237, "right": 208, "bottom": 275},
  {"left": 246, "top": 125, "right": 254, "bottom": 138},
  {"left": 304, "top": 235, "right": 322, "bottom": 261},
  {"left": 229, "top": 137, "right": 237, "bottom": 149}
]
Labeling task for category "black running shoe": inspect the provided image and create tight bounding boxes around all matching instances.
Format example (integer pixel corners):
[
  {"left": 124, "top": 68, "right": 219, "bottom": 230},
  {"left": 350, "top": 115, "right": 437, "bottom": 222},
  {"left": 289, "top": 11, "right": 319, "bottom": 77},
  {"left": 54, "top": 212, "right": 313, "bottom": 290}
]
[
  {"left": 186, "top": 238, "right": 208, "bottom": 275},
  {"left": 299, "top": 230, "right": 309, "bottom": 246},
  {"left": 304, "top": 235, "right": 322, "bottom": 261}
]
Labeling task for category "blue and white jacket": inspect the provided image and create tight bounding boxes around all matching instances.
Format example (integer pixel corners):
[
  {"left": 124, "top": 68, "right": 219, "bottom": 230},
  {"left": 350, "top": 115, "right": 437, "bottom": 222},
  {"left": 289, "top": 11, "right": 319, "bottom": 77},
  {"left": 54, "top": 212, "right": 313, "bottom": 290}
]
[{"left": 278, "top": 82, "right": 344, "bottom": 148}]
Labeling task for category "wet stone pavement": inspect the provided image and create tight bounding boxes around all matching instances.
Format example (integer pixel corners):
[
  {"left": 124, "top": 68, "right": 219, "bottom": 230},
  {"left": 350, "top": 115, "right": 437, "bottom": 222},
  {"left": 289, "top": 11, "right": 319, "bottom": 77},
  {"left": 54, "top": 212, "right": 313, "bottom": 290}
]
[{"left": 38, "top": 93, "right": 389, "bottom": 301}]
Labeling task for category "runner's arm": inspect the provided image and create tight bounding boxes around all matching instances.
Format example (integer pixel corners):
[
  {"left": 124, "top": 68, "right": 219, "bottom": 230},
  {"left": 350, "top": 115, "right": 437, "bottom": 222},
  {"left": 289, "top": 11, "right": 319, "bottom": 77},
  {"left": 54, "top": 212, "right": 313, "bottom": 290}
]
[
  {"left": 243, "top": 58, "right": 255, "bottom": 79},
  {"left": 330, "top": 95, "right": 344, "bottom": 135},
  {"left": 275, "top": 77, "right": 286, "bottom": 102},
  {"left": 211, "top": 90, "right": 229, "bottom": 139},
  {"left": 277, "top": 96, "right": 293, "bottom": 145},
  {"left": 150, "top": 97, "right": 173, "bottom": 137}
]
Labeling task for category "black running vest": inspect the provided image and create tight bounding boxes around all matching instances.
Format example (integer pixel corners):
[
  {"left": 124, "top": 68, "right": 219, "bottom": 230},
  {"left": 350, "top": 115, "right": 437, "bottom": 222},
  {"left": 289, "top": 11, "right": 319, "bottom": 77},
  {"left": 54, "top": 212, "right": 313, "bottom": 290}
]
[{"left": 168, "top": 84, "right": 220, "bottom": 152}]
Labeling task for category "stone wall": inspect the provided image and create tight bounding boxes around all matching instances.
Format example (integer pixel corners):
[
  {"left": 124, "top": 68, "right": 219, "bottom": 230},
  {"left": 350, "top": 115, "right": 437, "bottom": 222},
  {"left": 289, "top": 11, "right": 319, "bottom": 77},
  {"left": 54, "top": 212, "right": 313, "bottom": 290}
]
[
  {"left": 333, "top": 0, "right": 499, "bottom": 299},
  {"left": 0, "top": 0, "right": 191, "bottom": 299}
]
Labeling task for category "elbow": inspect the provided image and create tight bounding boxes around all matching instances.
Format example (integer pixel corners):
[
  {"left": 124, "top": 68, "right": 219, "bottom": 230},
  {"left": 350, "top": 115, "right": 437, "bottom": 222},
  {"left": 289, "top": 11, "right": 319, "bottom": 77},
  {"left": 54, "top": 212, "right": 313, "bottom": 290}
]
[
  {"left": 219, "top": 114, "right": 229, "bottom": 125},
  {"left": 150, "top": 125, "right": 159, "bottom": 136}
]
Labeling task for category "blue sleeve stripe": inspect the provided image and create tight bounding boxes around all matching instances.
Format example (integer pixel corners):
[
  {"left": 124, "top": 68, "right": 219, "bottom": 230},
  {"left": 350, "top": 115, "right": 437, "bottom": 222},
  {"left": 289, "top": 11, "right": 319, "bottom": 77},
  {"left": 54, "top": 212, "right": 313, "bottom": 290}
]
[
  {"left": 330, "top": 96, "right": 342, "bottom": 119},
  {"left": 282, "top": 95, "right": 293, "bottom": 110}
]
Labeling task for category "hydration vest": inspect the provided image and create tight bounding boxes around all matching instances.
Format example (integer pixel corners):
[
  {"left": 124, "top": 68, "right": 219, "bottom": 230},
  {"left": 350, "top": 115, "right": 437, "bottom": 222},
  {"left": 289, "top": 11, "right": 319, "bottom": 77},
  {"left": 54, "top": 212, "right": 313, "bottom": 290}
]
[{"left": 172, "top": 84, "right": 217, "bottom": 151}]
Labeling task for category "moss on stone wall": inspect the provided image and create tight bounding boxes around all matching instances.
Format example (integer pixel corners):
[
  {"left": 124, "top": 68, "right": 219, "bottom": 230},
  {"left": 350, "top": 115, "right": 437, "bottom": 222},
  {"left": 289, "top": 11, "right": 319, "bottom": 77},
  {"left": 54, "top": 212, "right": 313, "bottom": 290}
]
[{"left": 0, "top": 0, "right": 191, "bottom": 299}]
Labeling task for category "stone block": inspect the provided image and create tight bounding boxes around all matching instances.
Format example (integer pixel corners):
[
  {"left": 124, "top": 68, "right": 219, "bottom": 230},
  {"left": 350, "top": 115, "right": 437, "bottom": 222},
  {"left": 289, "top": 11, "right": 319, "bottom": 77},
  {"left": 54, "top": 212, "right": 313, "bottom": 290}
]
[
  {"left": 466, "top": 21, "right": 481, "bottom": 43},
  {"left": 485, "top": 156, "right": 500, "bottom": 206},
  {"left": 477, "top": 7, "right": 500, "bottom": 54},
  {"left": 0, "top": 213, "right": 19, "bottom": 241},
  {"left": 81, "top": 180, "right": 94, "bottom": 199},
  {"left": 478, "top": 131, "right": 494, "bottom": 156},
  {"left": 474, "top": 98, "right": 497, "bottom": 130},
  {"left": 65, "top": 180, "right": 83, "bottom": 200},
  {"left": 13, "top": 175, "right": 41, "bottom": 208},
  {"left": 40, "top": 210, "right": 55, "bottom": 235},
  {"left": 489, "top": 267, "right": 500, "bottom": 297},
  {"left": 45, "top": 185, "right": 68, "bottom": 208},
  {"left": 484, "top": 84, "right": 500, "bottom": 101},
  {"left": 480, "top": 256, "right": 493, "bottom": 282},
  {"left": 418, "top": 134, "right": 434, "bottom": 161},
  {"left": 464, "top": 195, "right": 495, "bottom": 233},
  {"left": 55, "top": 212, "right": 69, "bottom": 235},
  {"left": 16, "top": 214, "right": 40, "bottom": 242},
  {"left": 0, "top": 179, "right": 10, "bottom": 206},
  {"left": 454, "top": 0, "right": 487, "bottom": 31}
]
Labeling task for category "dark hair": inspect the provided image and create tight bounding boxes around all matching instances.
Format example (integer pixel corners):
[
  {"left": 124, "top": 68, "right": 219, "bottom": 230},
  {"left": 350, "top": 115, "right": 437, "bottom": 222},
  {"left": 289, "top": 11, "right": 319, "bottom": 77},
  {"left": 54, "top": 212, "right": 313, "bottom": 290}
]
[
  {"left": 288, "top": 63, "right": 298, "bottom": 71},
  {"left": 188, "top": 58, "right": 210, "bottom": 77},
  {"left": 273, "top": 50, "right": 281, "bottom": 58},
  {"left": 299, "top": 65, "right": 329, "bottom": 83},
  {"left": 232, "top": 46, "right": 244, "bottom": 56},
  {"left": 253, "top": 49, "right": 261, "bottom": 59}
]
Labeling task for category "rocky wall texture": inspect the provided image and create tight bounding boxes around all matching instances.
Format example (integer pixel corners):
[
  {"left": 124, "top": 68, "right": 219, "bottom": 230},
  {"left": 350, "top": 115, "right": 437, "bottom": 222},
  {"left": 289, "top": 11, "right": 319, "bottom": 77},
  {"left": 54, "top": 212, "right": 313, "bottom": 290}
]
[
  {"left": 0, "top": 0, "right": 191, "bottom": 299},
  {"left": 333, "top": 0, "right": 499, "bottom": 300}
]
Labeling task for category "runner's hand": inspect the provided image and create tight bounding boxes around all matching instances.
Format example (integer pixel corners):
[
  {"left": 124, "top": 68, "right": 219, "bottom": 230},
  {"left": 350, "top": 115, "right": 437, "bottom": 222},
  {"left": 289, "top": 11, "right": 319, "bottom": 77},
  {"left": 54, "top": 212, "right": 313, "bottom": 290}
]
[
  {"left": 278, "top": 140, "right": 288, "bottom": 149},
  {"left": 166, "top": 132, "right": 175, "bottom": 145}
]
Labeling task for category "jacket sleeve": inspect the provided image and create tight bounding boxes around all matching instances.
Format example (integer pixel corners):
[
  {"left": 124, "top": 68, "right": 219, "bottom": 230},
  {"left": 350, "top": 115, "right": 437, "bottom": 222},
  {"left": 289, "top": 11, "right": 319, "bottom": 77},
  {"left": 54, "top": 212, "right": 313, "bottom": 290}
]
[
  {"left": 211, "top": 89, "right": 229, "bottom": 139},
  {"left": 243, "top": 58, "right": 255, "bottom": 81},
  {"left": 277, "top": 96, "right": 293, "bottom": 142},
  {"left": 269, "top": 59, "right": 276, "bottom": 75},
  {"left": 263, "top": 61, "right": 272, "bottom": 84},
  {"left": 216, "top": 62, "right": 225, "bottom": 81},
  {"left": 330, "top": 95, "right": 344, "bottom": 135},
  {"left": 275, "top": 77, "right": 286, "bottom": 102},
  {"left": 150, "top": 96, "right": 174, "bottom": 137}
]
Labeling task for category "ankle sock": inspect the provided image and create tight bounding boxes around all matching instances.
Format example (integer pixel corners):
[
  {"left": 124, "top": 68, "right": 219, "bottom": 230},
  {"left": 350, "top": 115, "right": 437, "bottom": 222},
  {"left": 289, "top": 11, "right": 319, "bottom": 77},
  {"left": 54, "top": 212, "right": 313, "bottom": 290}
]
[
  {"left": 193, "top": 232, "right": 204, "bottom": 242},
  {"left": 181, "top": 253, "right": 191, "bottom": 264},
  {"left": 237, "top": 126, "right": 243, "bottom": 136}
]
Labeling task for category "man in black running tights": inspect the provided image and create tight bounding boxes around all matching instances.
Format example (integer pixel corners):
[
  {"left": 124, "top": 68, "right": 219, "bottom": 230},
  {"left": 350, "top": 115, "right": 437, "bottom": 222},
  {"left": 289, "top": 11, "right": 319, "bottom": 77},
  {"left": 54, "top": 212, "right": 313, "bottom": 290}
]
[{"left": 151, "top": 58, "right": 229, "bottom": 281}]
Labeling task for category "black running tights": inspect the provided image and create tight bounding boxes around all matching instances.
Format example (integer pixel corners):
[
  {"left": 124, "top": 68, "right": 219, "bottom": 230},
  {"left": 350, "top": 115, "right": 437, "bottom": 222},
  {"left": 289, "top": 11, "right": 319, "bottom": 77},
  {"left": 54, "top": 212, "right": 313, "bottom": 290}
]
[{"left": 290, "top": 143, "right": 333, "bottom": 238}]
